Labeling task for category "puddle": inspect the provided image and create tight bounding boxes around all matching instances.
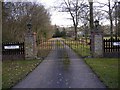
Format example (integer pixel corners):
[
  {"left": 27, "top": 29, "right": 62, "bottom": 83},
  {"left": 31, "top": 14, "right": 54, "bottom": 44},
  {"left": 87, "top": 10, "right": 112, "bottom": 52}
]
[
  {"left": 62, "top": 50, "right": 70, "bottom": 70},
  {"left": 56, "top": 40, "right": 71, "bottom": 70},
  {"left": 63, "top": 59, "right": 70, "bottom": 70}
]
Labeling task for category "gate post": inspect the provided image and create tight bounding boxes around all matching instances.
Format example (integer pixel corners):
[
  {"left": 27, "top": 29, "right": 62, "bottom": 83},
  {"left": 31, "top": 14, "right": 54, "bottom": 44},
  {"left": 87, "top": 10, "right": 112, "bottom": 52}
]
[
  {"left": 91, "top": 20, "right": 103, "bottom": 57},
  {"left": 25, "top": 30, "right": 37, "bottom": 60}
]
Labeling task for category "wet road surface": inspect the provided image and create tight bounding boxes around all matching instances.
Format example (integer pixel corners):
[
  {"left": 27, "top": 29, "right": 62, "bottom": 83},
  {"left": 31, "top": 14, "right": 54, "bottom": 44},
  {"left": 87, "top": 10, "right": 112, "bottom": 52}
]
[{"left": 13, "top": 40, "right": 106, "bottom": 88}]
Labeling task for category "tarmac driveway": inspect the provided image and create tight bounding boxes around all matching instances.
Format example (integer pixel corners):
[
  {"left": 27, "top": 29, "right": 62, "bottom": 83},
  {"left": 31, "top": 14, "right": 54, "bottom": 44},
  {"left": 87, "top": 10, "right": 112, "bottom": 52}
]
[{"left": 13, "top": 39, "right": 106, "bottom": 88}]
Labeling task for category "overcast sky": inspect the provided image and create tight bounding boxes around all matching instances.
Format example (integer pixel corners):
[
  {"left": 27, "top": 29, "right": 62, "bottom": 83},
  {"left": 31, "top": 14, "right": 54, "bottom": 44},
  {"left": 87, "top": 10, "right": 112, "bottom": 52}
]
[
  {"left": 37, "top": 0, "right": 119, "bottom": 27},
  {"left": 5, "top": 0, "right": 120, "bottom": 27},
  {"left": 37, "top": 0, "right": 73, "bottom": 27}
]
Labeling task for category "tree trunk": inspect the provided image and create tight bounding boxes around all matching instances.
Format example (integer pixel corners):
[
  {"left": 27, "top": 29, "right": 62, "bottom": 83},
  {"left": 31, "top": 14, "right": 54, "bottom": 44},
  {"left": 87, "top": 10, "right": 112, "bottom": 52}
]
[
  {"left": 108, "top": 0, "right": 113, "bottom": 38},
  {"left": 74, "top": 25, "right": 77, "bottom": 40},
  {"left": 89, "top": 2, "right": 94, "bottom": 32},
  {"left": 110, "top": 13, "right": 113, "bottom": 38}
]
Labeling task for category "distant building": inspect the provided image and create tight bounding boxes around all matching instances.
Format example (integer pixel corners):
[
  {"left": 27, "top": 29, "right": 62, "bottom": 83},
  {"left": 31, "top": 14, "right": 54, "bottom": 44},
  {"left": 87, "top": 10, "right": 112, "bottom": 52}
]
[
  {"left": 66, "top": 31, "right": 75, "bottom": 37},
  {"left": 77, "top": 31, "right": 84, "bottom": 37}
]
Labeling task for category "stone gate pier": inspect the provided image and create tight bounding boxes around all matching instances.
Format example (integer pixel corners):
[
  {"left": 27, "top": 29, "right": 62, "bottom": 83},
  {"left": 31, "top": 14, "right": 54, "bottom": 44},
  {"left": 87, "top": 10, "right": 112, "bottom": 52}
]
[
  {"left": 91, "top": 20, "right": 103, "bottom": 58},
  {"left": 25, "top": 31, "right": 37, "bottom": 59}
]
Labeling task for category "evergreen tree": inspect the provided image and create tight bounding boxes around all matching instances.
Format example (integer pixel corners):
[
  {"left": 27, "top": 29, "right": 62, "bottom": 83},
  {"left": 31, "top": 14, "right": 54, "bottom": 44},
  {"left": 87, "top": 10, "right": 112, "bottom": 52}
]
[{"left": 61, "top": 27, "right": 66, "bottom": 38}]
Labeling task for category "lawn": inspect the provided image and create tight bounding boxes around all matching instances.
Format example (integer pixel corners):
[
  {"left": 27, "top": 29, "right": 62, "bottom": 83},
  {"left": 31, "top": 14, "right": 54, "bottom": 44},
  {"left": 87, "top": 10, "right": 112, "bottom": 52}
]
[
  {"left": 84, "top": 58, "right": 119, "bottom": 88},
  {"left": 2, "top": 59, "right": 42, "bottom": 89},
  {"left": 64, "top": 40, "right": 91, "bottom": 57},
  {"left": 56, "top": 40, "right": 62, "bottom": 47}
]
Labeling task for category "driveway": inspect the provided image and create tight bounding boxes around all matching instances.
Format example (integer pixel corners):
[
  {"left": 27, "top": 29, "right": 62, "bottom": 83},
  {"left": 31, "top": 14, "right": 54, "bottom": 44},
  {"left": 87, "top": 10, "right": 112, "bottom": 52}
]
[{"left": 13, "top": 39, "right": 106, "bottom": 88}]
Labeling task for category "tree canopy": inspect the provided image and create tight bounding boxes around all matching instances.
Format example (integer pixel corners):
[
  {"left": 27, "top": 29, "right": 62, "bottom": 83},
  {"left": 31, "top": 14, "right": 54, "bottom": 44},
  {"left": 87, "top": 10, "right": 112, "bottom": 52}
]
[{"left": 2, "top": 2, "right": 53, "bottom": 43}]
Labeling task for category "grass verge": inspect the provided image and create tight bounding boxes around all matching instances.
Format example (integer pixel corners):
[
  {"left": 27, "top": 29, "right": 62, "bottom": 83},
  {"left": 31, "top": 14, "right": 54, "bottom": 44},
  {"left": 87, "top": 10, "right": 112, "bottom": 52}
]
[
  {"left": 65, "top": 40, "right": 90, "bottom": 57},
  {"left": 2, "top": 59, "right": 42, "bottom": 89},
  {"left": 56, "top": 40, "right": 62, "bottom": 47},
  {"left": 84, "top": 58, "right": 119, "bottom": 88}
]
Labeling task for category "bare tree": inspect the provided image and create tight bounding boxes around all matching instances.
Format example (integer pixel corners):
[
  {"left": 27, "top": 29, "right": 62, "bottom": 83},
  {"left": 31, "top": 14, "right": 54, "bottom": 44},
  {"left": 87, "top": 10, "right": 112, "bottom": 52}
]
[
  {"left": 56, "top": 0, "right": 106, "bottom": 40},
  {"left": 55, "top": 0, "right": 87, "bottom": 40},
  {"left": 96, "top": 0, "right": 117, "bottom": 38},
  {"left": 115, "top": 1, "right": 120, "bottom": 37}
]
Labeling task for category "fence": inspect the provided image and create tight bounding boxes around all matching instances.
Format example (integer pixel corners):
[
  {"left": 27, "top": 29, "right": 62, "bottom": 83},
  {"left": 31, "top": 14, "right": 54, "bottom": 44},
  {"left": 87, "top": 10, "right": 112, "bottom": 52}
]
[
  {"left": 103, "top": 38, "right": 120, "bottom": 57},
  {"left": 2, "top": 42, "right": 25, "bottom": 60}
]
